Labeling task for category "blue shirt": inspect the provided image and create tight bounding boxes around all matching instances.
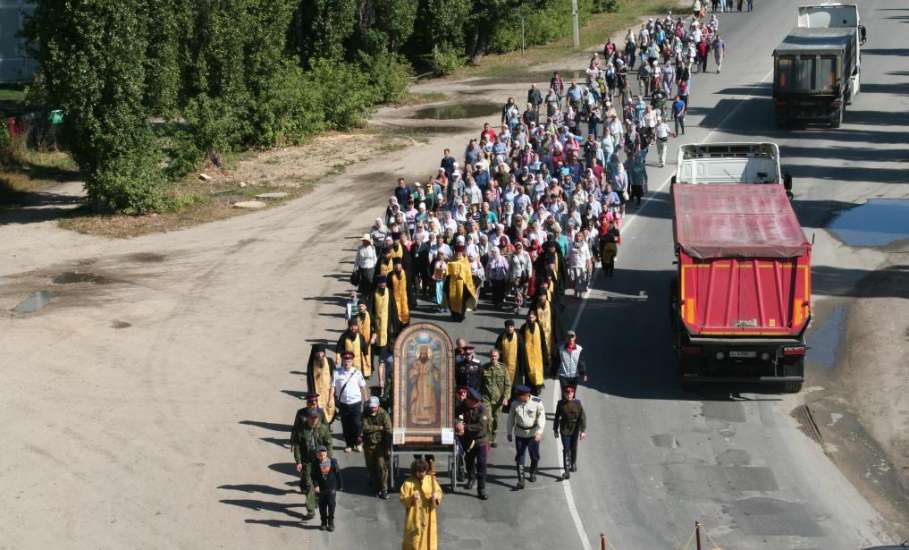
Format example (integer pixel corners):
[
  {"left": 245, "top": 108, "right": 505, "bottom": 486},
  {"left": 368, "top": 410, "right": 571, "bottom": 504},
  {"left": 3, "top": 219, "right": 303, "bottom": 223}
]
[{"left": 672, "top": 99, "right": 686, "bottom": 116}]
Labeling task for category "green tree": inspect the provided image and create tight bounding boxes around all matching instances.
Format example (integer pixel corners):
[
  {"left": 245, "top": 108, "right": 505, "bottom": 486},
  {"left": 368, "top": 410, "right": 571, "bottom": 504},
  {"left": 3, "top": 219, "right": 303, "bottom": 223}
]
[
  {"left": 292, "top": 0, "right": 359, "bottom": 63},
  {"left": 24, "top": 0, "right": 164, "bottom": 213}
]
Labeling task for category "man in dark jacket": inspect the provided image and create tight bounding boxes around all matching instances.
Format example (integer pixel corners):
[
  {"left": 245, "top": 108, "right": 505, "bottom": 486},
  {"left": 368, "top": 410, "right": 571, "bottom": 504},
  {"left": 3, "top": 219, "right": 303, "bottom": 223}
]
[
  {"left": 456, "top": 388, "right": 490, "bottom": 500},
  {"left": 553, "top": 384, "right": 587, "bottom": 479},
  {"left": 309, "top": 445, "right": 343, "bottom": 531}
]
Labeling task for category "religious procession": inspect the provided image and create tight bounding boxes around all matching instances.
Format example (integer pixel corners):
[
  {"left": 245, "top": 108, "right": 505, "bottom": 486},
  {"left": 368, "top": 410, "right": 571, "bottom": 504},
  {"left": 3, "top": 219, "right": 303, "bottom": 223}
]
[{"left": 292, "top": 9, "right": 734, "bottom": 547}]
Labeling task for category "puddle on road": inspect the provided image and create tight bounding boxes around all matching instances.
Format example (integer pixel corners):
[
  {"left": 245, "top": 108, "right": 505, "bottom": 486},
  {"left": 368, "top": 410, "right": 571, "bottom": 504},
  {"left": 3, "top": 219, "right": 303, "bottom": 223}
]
[
  {"left": 412, "top": 102, "right": 500, "bottom": 120},
  {"left": 807, "top": 305, "right": 846, "bottom": 369},
  {"left": 52, "top": 271, "right": 113, "bottom": 285},
  {"left": 13, "top": 290, "right": 55, "bottom": 314},
  {"left": 828, "top": 199, "right": 909, "bottom": 247}
]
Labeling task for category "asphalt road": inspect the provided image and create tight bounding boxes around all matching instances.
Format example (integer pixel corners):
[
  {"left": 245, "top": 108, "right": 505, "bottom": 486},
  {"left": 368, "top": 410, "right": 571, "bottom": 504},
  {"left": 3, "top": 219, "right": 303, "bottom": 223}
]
[
  {"left": 1, "top": 0, "right": 904, "bottom": 548},
  {"left": 328, "top": 0, "right": 904, "bottom": 548}
]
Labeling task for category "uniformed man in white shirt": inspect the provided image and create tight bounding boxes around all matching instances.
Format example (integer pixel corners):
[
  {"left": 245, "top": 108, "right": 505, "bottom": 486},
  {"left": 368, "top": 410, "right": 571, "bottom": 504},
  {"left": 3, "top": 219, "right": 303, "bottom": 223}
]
[
  {"left": 506, "top": 384, "right": 546, "bottom": 489},
  {"left": 334, "top": 352, "right": 368, "bottom": 453},
  {"left": 654, "top": 116, "right": 673, "bottom": 168}
]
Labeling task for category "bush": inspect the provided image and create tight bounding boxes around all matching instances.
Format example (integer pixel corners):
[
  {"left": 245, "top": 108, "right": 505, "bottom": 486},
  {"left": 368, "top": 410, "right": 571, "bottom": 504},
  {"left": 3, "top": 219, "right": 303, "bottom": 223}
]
[
  {"left": 362, "top": 51, "right": 413, "bottom": 104},
  {"left": 184, "top": 94, "right": 247, "bottom": 162},
  {"left": 252, "top": 62, "right": 326, "bottom": 145},
  {"left": 428, "top": 44, "right": 464, "bottom": 76},
  {"left": 85, "top": 142, "right": 165, "bottom": 214},
  {"left": 593, "top": 0, "right": 621, "bottom": 12},
  {"left": 307, "top": 58, "right": 378, "bottom": 130}
]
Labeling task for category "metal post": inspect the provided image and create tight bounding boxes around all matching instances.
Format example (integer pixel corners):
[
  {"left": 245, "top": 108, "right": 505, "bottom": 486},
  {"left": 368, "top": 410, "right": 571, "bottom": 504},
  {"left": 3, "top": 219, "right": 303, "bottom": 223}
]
[
  {"left": 600, "top": 533, "right": 608, "bottom": 550},
  {"left": 695, "top": 521, "right": 703, "bottom": 550},
  {"left": 522, "top": 15, "right": 526, "bottom": 55},
  {"left": 571, "top": 0, "right": 580, "bottom": 49}
]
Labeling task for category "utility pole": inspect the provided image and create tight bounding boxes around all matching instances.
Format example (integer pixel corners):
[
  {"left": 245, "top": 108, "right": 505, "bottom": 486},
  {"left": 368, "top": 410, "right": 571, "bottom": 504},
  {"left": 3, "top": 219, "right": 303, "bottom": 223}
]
[{"left": 571, "top": 0, "right": 580, "bottom": 49}]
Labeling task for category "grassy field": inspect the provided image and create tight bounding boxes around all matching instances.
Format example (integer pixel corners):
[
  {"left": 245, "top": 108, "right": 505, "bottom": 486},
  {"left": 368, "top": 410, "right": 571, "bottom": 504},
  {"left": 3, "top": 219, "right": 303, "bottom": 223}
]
[{"left": 449, "top": 0, "right": 677, "bottom": 79}]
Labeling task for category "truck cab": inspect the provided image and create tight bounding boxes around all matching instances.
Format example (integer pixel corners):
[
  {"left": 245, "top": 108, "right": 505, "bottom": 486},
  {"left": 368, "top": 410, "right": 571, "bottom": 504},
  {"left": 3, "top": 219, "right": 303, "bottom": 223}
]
[{"left": 673, "top": 142, "right": 792, "bottom": 197}]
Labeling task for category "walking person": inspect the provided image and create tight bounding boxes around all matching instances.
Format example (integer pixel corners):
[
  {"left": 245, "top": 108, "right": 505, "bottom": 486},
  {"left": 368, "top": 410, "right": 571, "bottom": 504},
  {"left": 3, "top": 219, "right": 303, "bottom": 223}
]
[
  {"left": 599, "top": 219, "right": 621, "bottom": 277},
  {"left": 361, "top": 396, "right": 392, "bottom": 499},
  {"left": 553, "top": 385, "right": 587, "bottom": 480},
  {"left": 672, "top": 94, "right": 687, "bottom": 135},
  {"left": 557, "top": 330, "right": 588, "bottom": 389},
  {"left": 354, "top": 233, "right": 377, "bottom": 295},
  {"left": 334, "top": 352, "right": 368, "bottom": 453},
  {"left": 400, "top": 459, "right": 443, "bottom": 550},
  {"left": 655, "top": 116, "right": 672, "bottom": 168},
  {"left": 309, "top": 445, "right": 343, "bottom": 531},
  {"left": 481, "top": 348, "right": 511, "bottom": 447},
  {"left": 506, "top": 385, "right": 546, "bottom": 489},
  {"left": 456, "top": 388, "right": 490, "bottom": 500},
  {"left": 712, "top": 33, "right": 726, "bottom": 74},
  {"left": 291, "top": 407, "right": 333, "bottom": 521}
]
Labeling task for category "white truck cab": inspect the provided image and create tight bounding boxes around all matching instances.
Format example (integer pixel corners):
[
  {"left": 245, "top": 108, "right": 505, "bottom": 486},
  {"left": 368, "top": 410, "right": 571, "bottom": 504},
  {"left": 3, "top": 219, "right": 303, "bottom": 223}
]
[
  {"left": 674, "top": 142, "right": 781, "bottom": 184},
  {"left": 797, "top": 3, "right": 866, "bottom": 96}
]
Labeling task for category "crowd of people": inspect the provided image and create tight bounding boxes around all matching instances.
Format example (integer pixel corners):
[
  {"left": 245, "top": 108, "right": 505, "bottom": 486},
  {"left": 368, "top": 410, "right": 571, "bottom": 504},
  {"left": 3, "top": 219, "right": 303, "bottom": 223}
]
[{"left": 291, "top": 7, "right": 734, "bottom": 546}]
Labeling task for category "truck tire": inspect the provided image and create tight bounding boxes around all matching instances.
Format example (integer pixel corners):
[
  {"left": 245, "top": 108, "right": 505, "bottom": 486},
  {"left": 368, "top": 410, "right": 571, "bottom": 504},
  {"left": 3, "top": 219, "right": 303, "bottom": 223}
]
[
  {"left": 783, "top": 381, "right": 803, "bottom": 393},
  {"left": 831, "top": 106, "right": 843, "bottom": 128}
]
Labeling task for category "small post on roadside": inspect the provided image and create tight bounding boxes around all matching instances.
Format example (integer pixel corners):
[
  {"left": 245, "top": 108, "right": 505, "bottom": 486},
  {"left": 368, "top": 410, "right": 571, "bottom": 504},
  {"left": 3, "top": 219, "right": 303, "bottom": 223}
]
[
  {"left": 600, "top": 533, "right": 608, "bottom": 550},
  {"left": 695, "top": 521, "right": 703, "bottom": 550},
  {"left": 521, "top": 15, "right": 526, "bottom": 55},
  {"left": 571, "top": 0, "right": 580, "bottom": 49}
]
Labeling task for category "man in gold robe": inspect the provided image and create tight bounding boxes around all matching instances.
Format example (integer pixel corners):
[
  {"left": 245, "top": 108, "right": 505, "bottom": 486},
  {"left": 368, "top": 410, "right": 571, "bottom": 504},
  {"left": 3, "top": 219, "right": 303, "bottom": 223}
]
[
  {"left": 495, "top": 319, "right": 527, "bottom": 403},
  {"left": 388, "top": 257, "right": 415, "bottom": 330},
  {"left": 519, "top": 309, "right": 548, "bottom": 396},
  {"left": 443, "top": 245, "right": 477, "bottom": 322},
  {"left": 370, "top": 275, "right": 400, "bottom": 367},
  {"left": 399, "top": 459, "right": 443, "bottom": 550},
  {"left": 355, "top": 301, "right": 373, "bottom": 377},
  {"left": 336, "top": 318, "right": 371, "bottom": 379},
  {"left": 306, "top": 345, "right": 336, "bottom": 423}
]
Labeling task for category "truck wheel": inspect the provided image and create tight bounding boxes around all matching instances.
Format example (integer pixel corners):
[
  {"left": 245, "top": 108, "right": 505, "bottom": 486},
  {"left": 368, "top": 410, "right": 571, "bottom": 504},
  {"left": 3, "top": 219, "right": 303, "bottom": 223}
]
[
  {"left": 783, "top": 381, "right": 803, "bottom": 393},
  {"left": 831, "top": 106, "right": 843, "bottom": 128}
]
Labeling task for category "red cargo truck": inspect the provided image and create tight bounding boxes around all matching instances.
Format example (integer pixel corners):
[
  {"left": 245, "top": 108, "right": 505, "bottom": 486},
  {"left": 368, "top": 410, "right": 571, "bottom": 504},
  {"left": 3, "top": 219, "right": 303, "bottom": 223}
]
[{"left": 669, "top": 184, "right": 811, "bottom": 392}]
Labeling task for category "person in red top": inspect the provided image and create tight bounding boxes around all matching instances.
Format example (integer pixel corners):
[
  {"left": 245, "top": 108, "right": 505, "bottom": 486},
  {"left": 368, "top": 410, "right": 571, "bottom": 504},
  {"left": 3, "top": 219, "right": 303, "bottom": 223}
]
[
  {"left": 598, "top": 219, "right": 621, "bottom": 277},
  {"left": 696, "top": 38, "right": 709, "bottom": 74},
  {"left": 480, "top": 122, "right": 497, "bottom": 143}
]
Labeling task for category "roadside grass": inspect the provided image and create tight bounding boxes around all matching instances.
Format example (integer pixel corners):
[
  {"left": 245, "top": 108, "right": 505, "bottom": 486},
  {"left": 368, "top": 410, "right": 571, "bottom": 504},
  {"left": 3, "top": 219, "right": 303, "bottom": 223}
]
[
  {"left": 392, "top": 91, "right": 448, "bottom": 106},
  {"left": 449, "top": 0, "right": 677, "bottom": 79},
  {"left": 58, "top": 177, "right": 311, "bottom": 238},
  {"left": 57, "top": 128, "right": 413, "bottom": 238},
  {"left": 0, "top": 141, "right": 81, "bottom": 206}
]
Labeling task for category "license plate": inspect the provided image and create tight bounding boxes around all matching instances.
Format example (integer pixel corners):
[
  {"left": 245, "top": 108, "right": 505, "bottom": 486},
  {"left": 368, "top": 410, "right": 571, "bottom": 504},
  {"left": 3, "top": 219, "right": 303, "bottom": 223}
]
[{"left": 729, "top": 351, "right": 757, "bottom": 358}]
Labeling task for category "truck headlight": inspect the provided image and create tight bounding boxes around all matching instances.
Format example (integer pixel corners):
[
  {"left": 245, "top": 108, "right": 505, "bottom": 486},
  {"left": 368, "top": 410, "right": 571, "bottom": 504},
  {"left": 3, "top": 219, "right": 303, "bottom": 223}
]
[
  {"left": 761, "top": 352, "right": 770, "bottom": 361},
  {"left": 716, "top": 352, "right": 725, "bottom": 360}
]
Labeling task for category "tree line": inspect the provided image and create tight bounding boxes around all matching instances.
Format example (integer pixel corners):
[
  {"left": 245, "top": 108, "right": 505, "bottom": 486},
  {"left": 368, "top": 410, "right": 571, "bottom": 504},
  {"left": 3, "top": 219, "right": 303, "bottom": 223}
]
[{"left": 23, "top": 0, "right": 617, "bottom": 213}]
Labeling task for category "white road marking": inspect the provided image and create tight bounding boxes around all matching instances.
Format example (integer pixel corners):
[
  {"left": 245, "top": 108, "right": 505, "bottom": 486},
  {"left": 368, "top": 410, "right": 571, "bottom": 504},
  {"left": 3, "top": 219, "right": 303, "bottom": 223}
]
[{"left": 551, "top": 67, "right": 774, "bottom": 550}]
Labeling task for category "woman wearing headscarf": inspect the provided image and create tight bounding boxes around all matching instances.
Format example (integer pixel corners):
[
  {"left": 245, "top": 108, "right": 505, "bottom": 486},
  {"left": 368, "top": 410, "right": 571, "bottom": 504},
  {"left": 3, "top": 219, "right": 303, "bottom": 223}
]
[
  {"left": 306, "top": 345, "right": 336, "bottom": 424},
  {"left": 486, "top": 246, "right": 511, "bottom": 309}
]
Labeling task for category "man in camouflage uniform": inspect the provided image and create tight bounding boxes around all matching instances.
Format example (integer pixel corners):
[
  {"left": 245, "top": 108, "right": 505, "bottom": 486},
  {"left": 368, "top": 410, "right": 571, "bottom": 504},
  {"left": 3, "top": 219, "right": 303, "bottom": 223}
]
[
  {"left": 481, "top": 348, "right": 511, "bottom": 447},
  {"left": 291, "top": 407, "right": 333, "bottom": 520},
  {"left": 456, "top": 388, "right": 490, "bottom": 500},
  {"left": 361, "top": 396, "right": 392, "bottom": 499},
  {"left": 553, "top": 384, "right": 587, "bottom": 480}
]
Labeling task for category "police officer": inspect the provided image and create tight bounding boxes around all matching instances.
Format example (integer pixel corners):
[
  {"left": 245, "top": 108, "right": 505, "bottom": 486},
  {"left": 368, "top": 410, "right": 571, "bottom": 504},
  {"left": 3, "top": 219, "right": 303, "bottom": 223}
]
[
  {"left": 361, "top": 396, "right": 392, "bottom": 499},
  {"left": 553, "top": 384, "right": 587, "bottom": 480},
  {"left": 456, "top": 388, "right": 490, "bottom": 500},
  {"left": 455, "top": 345, "right": 482, "bottom": 392},
  {"left": 291, "top": 407, "right": 333, "bottom": 520},
  {"left": 481, "top": 348, "right": 510, "bottom": 447},
  {"left": 506, "top": 385, "right": 545, "bottom": 489}
]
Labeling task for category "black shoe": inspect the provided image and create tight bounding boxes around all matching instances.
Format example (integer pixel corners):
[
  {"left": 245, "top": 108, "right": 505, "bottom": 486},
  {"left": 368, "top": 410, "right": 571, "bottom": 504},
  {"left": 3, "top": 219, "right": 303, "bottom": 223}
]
[
  {"left": 515, "top": 465, "right": 525, "bottom": 490},
  {"left": 465, "top": 477, "right": 475, "bottom": 490},
  {"left": 570, "top": 464, "right": 577, "bottom": 472},
  {"left": 302, "top": 511, "right": 315, "bottom": 521},
  {"left": 491, "top": 441, "right": 498, "bottom": 448},
  {"left": 378, "top": 489, "right": 388, "bottom": 500},
  {"left": 562, "top": 471, "right": 570, "bottom": 480},
  {"left": 327, "top": 518, "right": 335, "bottom": 532},
  {"left": 478, "top": 490, "right": 489, "bottom": 500},
  {"left": 528, "top": 461, "right": 538, "bottom": 483}
]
